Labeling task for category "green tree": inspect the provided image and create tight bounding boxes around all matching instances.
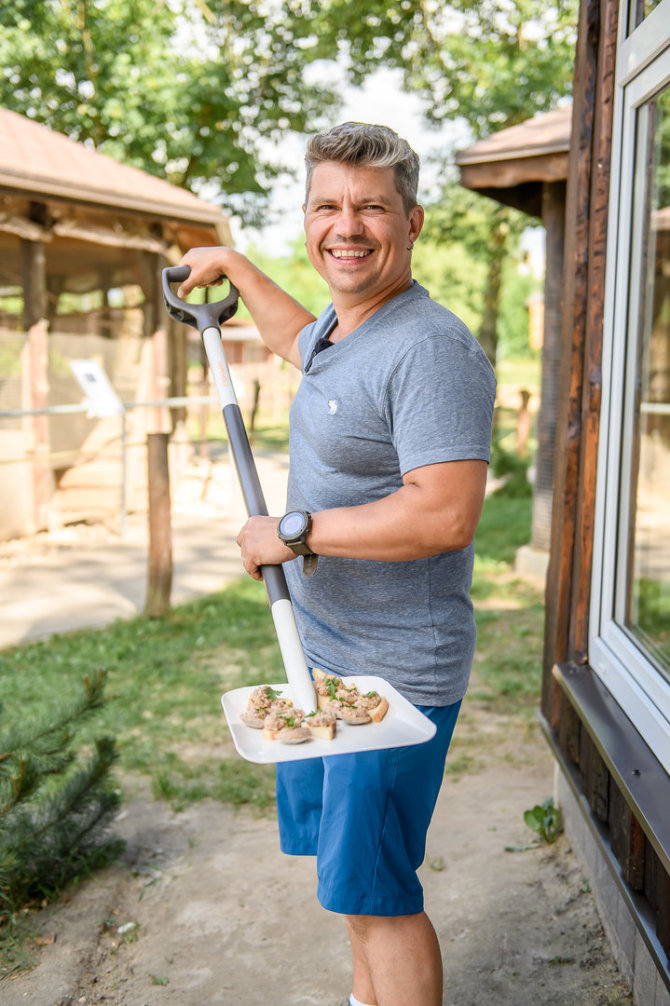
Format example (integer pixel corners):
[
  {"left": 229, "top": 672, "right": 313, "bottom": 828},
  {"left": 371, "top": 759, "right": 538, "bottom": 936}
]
[
  {"left": 0, "top": 671, "right": 121, "bottom": 931},
  {"left": 0, "top": 0, "right": 338, "bottom": 216},
  {"left": 307, "top": 0, "right": 578, "bottom": 368}
]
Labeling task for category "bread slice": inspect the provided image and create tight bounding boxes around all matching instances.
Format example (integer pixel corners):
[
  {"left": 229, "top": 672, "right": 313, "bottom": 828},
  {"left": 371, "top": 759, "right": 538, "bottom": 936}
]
[
  {"left": 368, "top": 695, "right": 389, "bottom": 722},
  {"left": 305, "top": 710, "right": 337, "bottom": 740},
  {"left": 262, "top": 707, "right": 305, "bottom": 740}
]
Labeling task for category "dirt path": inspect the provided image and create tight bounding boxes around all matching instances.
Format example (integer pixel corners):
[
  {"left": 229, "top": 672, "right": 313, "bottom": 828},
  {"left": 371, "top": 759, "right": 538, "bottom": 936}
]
[{"left": 4, "top": 717, "right": 633, "bottom": 1006}]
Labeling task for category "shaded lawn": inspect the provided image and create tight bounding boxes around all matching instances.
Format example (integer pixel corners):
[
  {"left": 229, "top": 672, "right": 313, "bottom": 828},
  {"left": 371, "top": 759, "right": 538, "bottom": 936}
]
[{"left": 0, "top": 492, "right": 540, "bottom": 812}]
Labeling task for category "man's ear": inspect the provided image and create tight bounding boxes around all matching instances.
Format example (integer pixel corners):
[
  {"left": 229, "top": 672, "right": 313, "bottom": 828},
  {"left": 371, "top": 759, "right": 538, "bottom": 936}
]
[{"left": 409, "top": 205, "right": 424, "bottom": 243}]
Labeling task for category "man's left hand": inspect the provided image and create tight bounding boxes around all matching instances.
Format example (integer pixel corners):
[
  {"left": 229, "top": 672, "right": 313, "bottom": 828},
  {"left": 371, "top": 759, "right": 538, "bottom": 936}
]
[{"left": 236, "top": 516, "right": 296, "bottom": 581}]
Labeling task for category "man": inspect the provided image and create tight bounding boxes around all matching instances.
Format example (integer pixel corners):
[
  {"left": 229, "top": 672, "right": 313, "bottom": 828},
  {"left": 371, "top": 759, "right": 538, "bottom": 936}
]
[{"left": 178, "top": 122, "right": 496, "bottom": 1006}]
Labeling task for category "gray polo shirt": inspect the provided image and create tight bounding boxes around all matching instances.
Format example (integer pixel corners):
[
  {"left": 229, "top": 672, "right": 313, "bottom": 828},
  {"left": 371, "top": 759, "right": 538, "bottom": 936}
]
[{"left": 284, "top": 281, "right": 496, "bottom": 706}]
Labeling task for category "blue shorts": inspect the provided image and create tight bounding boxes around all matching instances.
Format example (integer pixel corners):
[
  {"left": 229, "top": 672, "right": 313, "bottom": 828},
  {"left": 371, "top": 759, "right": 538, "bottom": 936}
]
[{"left": 276, "top": 701, "right": 461, "bottom": 917}]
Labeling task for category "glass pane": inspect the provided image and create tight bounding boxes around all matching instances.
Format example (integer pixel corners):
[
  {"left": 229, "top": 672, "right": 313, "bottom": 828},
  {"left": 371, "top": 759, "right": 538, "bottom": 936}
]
[
  {"left": 629, "top": 0, "right": 663, "bottom": 32},
  {"left": 625, "top": 85, "right": 670, "bottom": 673}
]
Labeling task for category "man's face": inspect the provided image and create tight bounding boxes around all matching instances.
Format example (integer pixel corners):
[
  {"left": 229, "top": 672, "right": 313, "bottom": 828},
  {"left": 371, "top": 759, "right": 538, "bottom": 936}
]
[{"left": 303, "top": 161, "right": 424, "bottom": 306}]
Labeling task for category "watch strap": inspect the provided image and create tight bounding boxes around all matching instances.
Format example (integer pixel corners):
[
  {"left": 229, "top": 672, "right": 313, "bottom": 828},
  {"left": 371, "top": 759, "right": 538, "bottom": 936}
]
[
  {"left": 302, "top": 553, "right": 318, "bottom": 577},
  {"left": 285, "top": 540, "right": 318, "bottom": 576}
]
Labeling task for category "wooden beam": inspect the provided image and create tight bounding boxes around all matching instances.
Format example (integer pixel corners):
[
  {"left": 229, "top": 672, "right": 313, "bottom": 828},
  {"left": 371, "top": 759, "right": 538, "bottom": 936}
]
[
  {"left": 145, "top": 432, "right": 172, "bottom": 617},
  {"left": 542, "top": 0, "right": 601, "bottom": 718},
  {"left": 569, "top": 0, "right": 619, "bottom": 662},
  {"left": 531, "top": 180, "right": 566, "bottom": 553},
  {"left": 168, "top": 313, "right": 187, "bottom": 429},
  {"left": 20, "top": 237, "right": 53, "bottom": 532},
  {"left": 458, "top": 152, "right": 568, "bottom": 191}
]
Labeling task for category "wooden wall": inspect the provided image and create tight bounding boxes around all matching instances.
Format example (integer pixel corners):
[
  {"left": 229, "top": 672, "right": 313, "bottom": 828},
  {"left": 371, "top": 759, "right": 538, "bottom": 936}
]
[{"left": 541, "top": 0, "right": 670, "bottom": 969}]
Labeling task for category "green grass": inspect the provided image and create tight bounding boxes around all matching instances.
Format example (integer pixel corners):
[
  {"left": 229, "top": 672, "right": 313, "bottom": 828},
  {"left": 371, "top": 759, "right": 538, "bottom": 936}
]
[
  {"left": 0, "top": 578, "right": 282, "bottom": 814},
  {"left": 474, "top": 492, "right": 534, "bottom": 569},
  {"left": 185, "top": 415, "right": 290, "bottom": 455},
  {"left": 497, "top": 356, "right": 541, "bottom": 389},
  {"left": 0, "top": 488, "right": 540, "bottom": 812},
  {"left": 470, "top": 491, "right": 544, "bottom": 716}
]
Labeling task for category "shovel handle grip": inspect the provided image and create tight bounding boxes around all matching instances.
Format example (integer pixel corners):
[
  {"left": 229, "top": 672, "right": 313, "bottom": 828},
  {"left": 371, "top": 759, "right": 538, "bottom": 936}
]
[{"left": 162, "top": 265, "right": 239, "bottom": 333}]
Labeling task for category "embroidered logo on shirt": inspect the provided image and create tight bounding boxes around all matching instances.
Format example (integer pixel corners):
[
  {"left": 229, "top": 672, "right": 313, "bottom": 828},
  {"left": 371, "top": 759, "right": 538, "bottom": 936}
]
[{"left": 328, "top": 400, "right": 338, "bottom": 415}]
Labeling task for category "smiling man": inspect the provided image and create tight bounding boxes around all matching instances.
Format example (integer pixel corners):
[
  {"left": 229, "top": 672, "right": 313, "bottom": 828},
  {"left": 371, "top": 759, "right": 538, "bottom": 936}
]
[{"left": 178, "top": 122, "right": 496, "bottom": 1006}]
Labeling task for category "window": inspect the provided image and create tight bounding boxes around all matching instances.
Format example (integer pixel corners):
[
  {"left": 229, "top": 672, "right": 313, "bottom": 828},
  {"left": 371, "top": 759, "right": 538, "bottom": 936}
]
[
  {"left": 628, "top": 0, "right": 663, "bottom": 34},
  {"left": 591, "top": 0, "right": 670, "bottom": 771},
  {"left": 625, "top": 85, "right": 670, "bottom": 674}
]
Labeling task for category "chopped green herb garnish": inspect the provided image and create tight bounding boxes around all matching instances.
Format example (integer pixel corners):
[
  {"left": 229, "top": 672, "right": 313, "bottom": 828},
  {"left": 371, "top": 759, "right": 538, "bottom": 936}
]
[
  {"left": 364, "top": 691, "right": 378, "bottom": 698},
  {"left": 266, "top": 686, "right": 283, "bottom": 699}
]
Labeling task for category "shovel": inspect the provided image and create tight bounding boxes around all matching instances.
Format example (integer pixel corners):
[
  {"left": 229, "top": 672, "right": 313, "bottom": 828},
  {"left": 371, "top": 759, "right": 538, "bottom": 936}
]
[{"left": 162, "top": 266, "right": 436, "bottom": 762}]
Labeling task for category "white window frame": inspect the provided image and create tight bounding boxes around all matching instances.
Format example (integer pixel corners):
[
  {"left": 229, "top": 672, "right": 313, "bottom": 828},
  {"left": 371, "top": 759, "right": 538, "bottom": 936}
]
[{"left": 590, "top": 0, "right": 670, "bottom": 773}]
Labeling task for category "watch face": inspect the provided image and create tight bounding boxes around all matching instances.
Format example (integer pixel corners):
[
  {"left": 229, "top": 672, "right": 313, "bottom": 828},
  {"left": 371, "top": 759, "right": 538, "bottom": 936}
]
[{"left": 279, "top": 511, "right": 306, "bottom": 538}]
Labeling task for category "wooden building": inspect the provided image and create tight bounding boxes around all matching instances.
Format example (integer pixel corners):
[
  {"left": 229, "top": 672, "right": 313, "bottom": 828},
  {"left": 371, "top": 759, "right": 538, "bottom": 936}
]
[
  {"left": 459, "top": 0, "right": 669, "bottom": 997},
  {"left": 0, "top": 107, "right": 240, "bottom": 537},
  {"left": 466, "top": 0, "right": 670, "bottom": 998}
]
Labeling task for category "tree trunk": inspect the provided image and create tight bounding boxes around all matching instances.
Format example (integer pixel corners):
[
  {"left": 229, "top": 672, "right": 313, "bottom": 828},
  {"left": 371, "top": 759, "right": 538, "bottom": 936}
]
[{"left": 478, "top": 209, "right": 509, "bottom": 372}]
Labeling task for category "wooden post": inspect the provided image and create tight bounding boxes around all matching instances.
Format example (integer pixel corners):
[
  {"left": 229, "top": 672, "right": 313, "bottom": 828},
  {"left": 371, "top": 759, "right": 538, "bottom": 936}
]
[
  {"left": 568, "top": 0, "right": 619, "bottom": 663},
  {"left": 542, "top": 0, "right": 600, "bottom": 716},
  {"left": 168, "top": 313, "right": 187, "bottom": 430},
  {"left": 145, "top": 432, "right": 172, "bottom": 617},
  {"left": 541, "top": 0, "right": 619, "bottom": 714},
  {"left": 531, "top": 180, "right": 566, "bottom": 553},
  {"left": 516, "top": 389, "right": 532, "bottom": 457},
  {"left": 20, "top": 237, "right": 52, "bottom": 533}
]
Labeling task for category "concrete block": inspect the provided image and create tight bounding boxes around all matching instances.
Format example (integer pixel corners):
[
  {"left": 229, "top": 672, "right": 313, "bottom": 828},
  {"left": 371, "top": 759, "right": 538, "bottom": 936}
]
[
  {"left": 655, "top": 974, "right": 670, "bottom": 1006},
  {"left": 633, "top": 930, "right": 658, "bottom": 1006},
  {"left": 614, "top": 891, "right": 637, "bottom": 984},
  {"left": 515, "top": 544, "right": 549, "bottom": 585}
]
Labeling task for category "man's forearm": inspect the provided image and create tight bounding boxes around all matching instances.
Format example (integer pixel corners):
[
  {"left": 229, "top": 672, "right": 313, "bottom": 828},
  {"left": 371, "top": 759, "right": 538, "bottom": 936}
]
[
  {"left": 236, "top": 461, "right": 488, "bottom": 579},
  {"left": 307, "top": 490, "right": 478, "bottom": 561},
  {"left": 307, "top": 460, "right": 487, "bottom": 561},
  {"left": 178, "top": 247, "right": 315, "bottom": 367}
]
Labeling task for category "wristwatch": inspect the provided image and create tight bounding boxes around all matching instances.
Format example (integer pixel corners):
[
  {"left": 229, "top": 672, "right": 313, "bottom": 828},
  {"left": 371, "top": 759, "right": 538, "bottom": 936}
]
[{"left": 277, "top": 510, "right": 318, "bottom": 577}]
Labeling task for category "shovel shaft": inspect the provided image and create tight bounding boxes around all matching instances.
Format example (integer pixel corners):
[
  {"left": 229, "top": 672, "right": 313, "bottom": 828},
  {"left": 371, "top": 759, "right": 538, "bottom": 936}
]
[
  {"left": 162, "top": 273, "right": 316, "bottom": 712},
  {"left": 203, "top": 328, "right": 290, "bottom": 606}
]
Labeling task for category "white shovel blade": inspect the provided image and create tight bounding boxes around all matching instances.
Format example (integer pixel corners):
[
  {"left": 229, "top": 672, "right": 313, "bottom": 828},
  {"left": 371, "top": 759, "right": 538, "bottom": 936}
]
[{"left": 221, "top": 675, "right": 436, "bottom": 764}]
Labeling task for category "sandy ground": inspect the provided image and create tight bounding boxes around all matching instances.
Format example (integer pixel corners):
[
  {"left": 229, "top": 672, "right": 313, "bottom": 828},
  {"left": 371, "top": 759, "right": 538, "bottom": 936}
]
[{"left": 3, "top": 724, "right": 633, "bottom": 1006}]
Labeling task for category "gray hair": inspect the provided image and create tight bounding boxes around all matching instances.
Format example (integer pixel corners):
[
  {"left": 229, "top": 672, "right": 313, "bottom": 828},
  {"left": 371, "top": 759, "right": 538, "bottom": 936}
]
[{"left": 304, "top": 122, "right": 420, "bottom": 214}]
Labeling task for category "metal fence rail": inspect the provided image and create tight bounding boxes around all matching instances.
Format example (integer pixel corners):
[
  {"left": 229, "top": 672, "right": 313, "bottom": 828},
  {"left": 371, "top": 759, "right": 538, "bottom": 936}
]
[{"left": 0, "top": 395, "right": 223, "bottom": 533}]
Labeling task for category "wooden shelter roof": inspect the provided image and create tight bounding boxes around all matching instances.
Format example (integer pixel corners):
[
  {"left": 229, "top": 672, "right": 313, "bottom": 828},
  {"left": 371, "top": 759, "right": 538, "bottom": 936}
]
[
  {"left": 455, "top": 105, "right": 572, "bottom": 216},
  {"left": 0, "top": 107, "right": 232, "bottom": 293},
  {"left": 0, "top": 107, "right": 225, "bottom": 226}
]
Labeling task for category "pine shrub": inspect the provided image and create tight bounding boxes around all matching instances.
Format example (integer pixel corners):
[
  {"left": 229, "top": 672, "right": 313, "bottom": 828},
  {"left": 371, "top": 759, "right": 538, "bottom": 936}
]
[{"left": 0, "top": 669, "right": 123, "bottom": 929}]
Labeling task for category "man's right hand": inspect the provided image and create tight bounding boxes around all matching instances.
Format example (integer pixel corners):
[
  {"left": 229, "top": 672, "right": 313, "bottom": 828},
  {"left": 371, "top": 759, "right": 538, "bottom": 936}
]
[
  {"left": 176, "top": 246, "right": 315, "bottom": 369},
  {"left": 177, "top": 246, "right": 236, "bottom": 299}
]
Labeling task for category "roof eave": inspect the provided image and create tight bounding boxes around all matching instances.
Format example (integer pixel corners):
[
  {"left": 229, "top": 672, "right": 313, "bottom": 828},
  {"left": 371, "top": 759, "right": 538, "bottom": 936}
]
[
  {"left": 0, "top": 170, "right": 225, "bottom": 227},
  {"left": 454, "top": 143, "right": 570, "bottom": 168}
]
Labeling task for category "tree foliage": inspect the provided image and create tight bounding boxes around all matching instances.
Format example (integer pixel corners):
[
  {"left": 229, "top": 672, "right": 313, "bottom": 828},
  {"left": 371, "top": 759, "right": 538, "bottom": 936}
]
[
  {"left": 303, "top": 0, "right": 578, "bottom": 368},
  {"left": 307, "top": 0, "right": 578, "bottom": 138},
  {"left": 0, "top": 0, "right": 339, "bottom": 215},
  {"left": 0, "top": 670, "right": 121, "bottom": 931},
  {"left": 1, "top": 0, "right": 578, "bottom": 361}
]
